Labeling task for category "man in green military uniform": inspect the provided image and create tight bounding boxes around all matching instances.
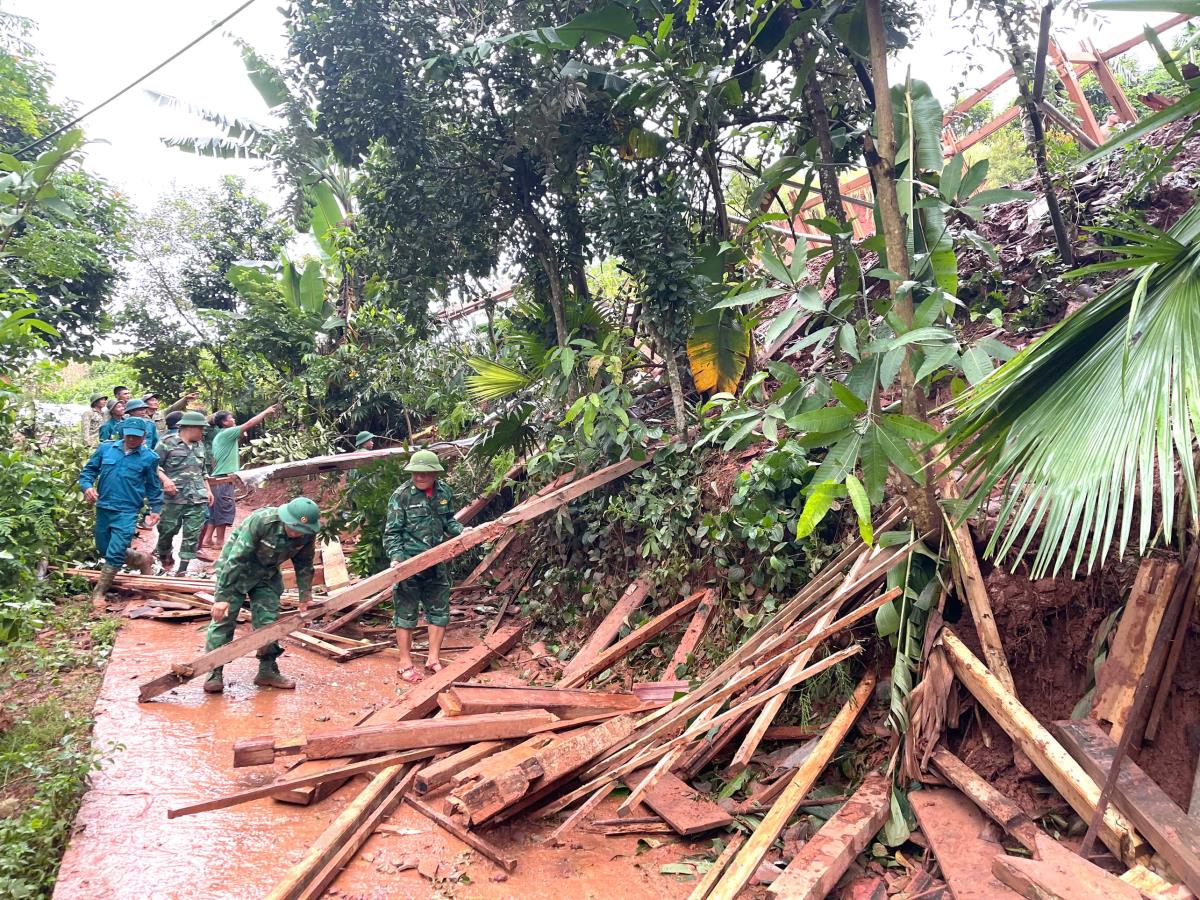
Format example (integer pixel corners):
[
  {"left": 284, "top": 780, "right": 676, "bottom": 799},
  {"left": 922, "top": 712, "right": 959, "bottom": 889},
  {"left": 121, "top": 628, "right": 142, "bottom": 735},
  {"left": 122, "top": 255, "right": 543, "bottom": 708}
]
[
  {"left": 383, "top": 449, "right": 463, "bottom": 683},
  {"left": 202, "top": 497, "right": 320, "bottom": 694},
  {"left": 155, "top": 411, "right": 212, "bottom": 576},
  {"left": 354, "top": 431, "right": 375, "bottom": 451}
]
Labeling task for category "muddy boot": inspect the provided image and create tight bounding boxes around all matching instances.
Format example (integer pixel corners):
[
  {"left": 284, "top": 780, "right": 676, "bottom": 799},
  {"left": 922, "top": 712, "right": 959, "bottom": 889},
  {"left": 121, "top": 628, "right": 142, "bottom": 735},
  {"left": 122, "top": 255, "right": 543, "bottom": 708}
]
[
  {"left": 125, "top": 549, "right": 153, "bottom": 576},
  {"left": 159, "top": 554, "right": 175, "bottom": 573},
  {"left": 175, "top": 559, "right": 189, "bottom": 577},
  {"left": 91, "top": 565, "right": 117, "bottom": 612},
  {"left": 203, "top": 668, "right": 224, "bottom": 694},
  {"left": 254, "top": 659, "right": 296, "bottom": 690}
]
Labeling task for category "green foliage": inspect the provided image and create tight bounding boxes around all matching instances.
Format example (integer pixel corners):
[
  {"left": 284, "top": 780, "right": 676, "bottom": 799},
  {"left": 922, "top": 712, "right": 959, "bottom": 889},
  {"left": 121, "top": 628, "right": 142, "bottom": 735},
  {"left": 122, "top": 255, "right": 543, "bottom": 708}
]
[{"left": 27, "top": 358, "right": 142, "bottom": 405}]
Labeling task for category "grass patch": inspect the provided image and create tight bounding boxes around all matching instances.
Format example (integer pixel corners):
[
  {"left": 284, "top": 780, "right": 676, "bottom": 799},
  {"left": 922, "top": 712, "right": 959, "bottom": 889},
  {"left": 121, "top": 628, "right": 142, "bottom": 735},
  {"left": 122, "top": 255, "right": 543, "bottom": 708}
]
[{"left": 0, "top": 600, "right": 118, "bottom": 899}]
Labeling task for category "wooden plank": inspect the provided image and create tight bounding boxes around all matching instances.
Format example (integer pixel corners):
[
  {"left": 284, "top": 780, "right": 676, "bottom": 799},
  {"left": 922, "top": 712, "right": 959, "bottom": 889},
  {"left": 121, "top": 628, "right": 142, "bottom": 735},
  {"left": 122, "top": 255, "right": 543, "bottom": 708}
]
[
  {"left": 549, "top": 781, "right": 612, "bottom": 846},
  {"left": 452, "top": 734, "right": 555, "bottom": 786},
  {"left": 762, "top": 727, "right": 819, "bottom": 742},
  {"left": 706, "top": 673, "right": 876, "bottom": 900},
  {"left": 139, "top": 457, "right": 645, "bottom": 700},
  {"left": 1050, "top": 41, "right": 1105, "bottom": 145},
  {"left": 942, "top": 630, "right": 1149, "bottom": 868},
  {"left": 992, "top": 833, "right": 1142, "bottom": 900},
  {"left": 414, "top": 741, "right": 507, "bottom": 795},
  {"left": 320, "top": 539, "right": 350, "bottom": 589},
  {"left": 454, "top": 458, "right": 526, "bottom": 527},
  {"left": 271, "top": 622, "right": 526, "bottom": 805},
  {"left": 634, "top": 681, "right": 690, "bottom": 703},
  {"left": 670, "top": 588, "right": 717, "bottom": 671},
  {"left": 448, "top": 760, "right": 543, "bottom": 823},
  {"left": 1089, "top": 41, "right": 1139, "bottom": 123},
  {"left": 622, "top": 768, "right": 733, "bottom": 836},
  {"left": 438, "top": 685, "right": 643, "bottom": 718},
  {"left": 559, "top": 591, "right": 706, "bottom": 689},
  {"left": 929, "top": 748, "right": 1040, "bottom": 853},
  {"left": 688, "top": 833, "right": 747, "bottom": 900},
  {"left": 562, "top": 578, "right": 652, "bottom": 679},
  {"left": 1145, "top": 560, "right": 1196, "bottom": 742},
  {"left": 910, "top": 788, "right": 1022, "bottom": 900},
  {"left": 264, "top": 764, "right": 413, "bottom": 900},
  {"left": 1092, "top": 558, "right": 1179, "bottom": 740},
  {"left": 235, "top": 710, "right": 558, "bottom": 767},
  {"left": 168, "top": 749, "right": 434, "bottom": 819},
  {"left": 1055, "top": 717, "right": 1200, "bottom": 896},
  {"left": 768, "top": 772, "right": 891, "bottom": 899},
  {"left": 404, "top": 796, "right": 517, "bottom": 872}
]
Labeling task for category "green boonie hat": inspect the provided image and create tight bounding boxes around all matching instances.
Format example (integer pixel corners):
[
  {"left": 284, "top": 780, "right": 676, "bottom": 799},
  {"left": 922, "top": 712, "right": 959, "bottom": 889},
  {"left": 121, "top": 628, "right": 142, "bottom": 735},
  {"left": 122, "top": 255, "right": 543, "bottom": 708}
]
[
  {"left": 279, "top": 497, "right": 321, "bottom": 534},
  {"left": 404, "top": 449, "right": 444, "bottom": 473},
  {"left": 106, "top": 399, "right": 121, "bottom": 413},
  {"left": 355, "top": 430, "right": 375, "bottom": 448},
  {"left": 90, "top": 393, "right": 108, "bottom": 406},
  {"left": 120, "top": 418, "right": 150, "bottom": 437},
  {"left": 142, "top": 392, "right": 158, "bottom": 401},
  {"left": 124, "top": 398, "right": 148, "bottom": 413},
  {"left": 177, "top": 411, "right": 208, "bottom": 427}
]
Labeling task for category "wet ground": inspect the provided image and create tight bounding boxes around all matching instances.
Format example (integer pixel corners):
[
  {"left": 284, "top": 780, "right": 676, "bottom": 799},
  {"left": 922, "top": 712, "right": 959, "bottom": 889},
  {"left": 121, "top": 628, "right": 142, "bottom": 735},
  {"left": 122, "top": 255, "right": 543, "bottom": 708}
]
[{"left": 53, "top": 616, "right": 709, "bottom": 899}]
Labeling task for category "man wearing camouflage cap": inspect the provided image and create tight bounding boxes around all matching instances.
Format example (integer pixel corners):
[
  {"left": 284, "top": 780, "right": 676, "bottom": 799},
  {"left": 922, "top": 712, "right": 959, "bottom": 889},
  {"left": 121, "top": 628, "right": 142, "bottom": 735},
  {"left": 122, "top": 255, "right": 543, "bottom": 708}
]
[
  {"left": 78, "top": 417, "right": 163, "bottom": 610},
  {"left": 202, "top": 496, "right": 320, "bottom": 693},
  {"left": 383, "top": 449, "right": 463, "bottom": 683},
  {"left": 354, "top": 431, "right": 376, "bottom": 451},
  {"left": 155, "top": 411, "right": 212, "bottom": 576}
]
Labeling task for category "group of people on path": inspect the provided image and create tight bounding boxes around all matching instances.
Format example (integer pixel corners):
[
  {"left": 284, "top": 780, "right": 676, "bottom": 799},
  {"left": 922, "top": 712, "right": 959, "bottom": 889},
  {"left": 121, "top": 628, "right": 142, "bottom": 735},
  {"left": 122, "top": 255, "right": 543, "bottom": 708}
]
[{"left": 77, "top": 392, "right": 463, "bottom": 695}]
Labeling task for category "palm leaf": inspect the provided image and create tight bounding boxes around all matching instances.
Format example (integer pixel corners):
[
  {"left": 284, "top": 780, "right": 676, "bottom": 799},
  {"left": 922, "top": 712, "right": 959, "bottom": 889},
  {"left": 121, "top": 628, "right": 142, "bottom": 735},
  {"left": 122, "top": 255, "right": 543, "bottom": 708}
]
[
  {"left": 941, "top": 205, "right": 1200, "bottom": 577},
  {"left": 466, "top": 357, "right": 533, "bottom": 400},
  {"left": 688, "top": 307, "right": 751, "bottom": 394}
]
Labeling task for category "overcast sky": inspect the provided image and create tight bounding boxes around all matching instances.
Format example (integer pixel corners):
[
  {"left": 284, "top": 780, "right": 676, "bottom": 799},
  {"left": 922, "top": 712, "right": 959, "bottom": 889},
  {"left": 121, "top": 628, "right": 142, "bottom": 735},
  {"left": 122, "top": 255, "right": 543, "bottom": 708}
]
[{"left": 8, "top": 0, "right": 1179, "bottom": 213}]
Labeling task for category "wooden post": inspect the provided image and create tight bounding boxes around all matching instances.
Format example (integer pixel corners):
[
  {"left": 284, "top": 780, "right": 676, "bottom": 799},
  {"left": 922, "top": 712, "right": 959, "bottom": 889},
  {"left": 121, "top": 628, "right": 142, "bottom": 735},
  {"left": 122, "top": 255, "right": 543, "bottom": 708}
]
[
  {"left": 1089, "top": 39, "right": 1138, "bottom": 123},
  {"left": 1050, "top": 40, "right": 1105, "bottom": 145}
]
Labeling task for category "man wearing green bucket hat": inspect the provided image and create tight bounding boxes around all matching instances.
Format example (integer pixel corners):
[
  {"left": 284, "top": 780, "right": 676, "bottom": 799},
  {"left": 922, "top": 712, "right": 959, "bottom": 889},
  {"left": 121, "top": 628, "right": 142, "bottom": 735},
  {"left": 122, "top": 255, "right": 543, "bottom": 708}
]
[
  {"left": 354, "top": 431, "right": 375, "bottom": 451},
  {"left": 84, "top": 393, "right": 108, "bottom": 445},
  {"left": 383, "top": 448, "right": 463, "bottom": 684},
  {"left": 154, "top": 411, "right": 212, "bottom": 575},
  {"left": 202, "top": 496, "right": 319, "bottom": 693}
]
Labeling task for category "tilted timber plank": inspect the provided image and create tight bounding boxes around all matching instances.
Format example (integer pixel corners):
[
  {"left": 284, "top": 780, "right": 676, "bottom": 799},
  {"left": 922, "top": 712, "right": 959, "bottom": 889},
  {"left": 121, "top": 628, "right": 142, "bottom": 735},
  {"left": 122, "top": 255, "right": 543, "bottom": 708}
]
[
  {"left": 563, "top": 578, "right": 652, "bottom": 678},
  {"left": 139, "top": 454, "right": 645, "bottom": 700},
  {"left": 271, "top": 622, "right": 526, "bottom": 804},
  {"left": 768, "top": 772, "right": 892, "bottom": 899},
  {"left": 622, "top": 768, "right": 733, "bottom": 836},
  {"left": 929, "top": 748, "right": 1040, "bottom": 853},
  {"left": 1055, "top": 717, "right": 1200, "bottom": 897},
  {"left": 404, "top": 796, "right": 517, "bottom": 872},
  {"left": 909, "top": 787, "right": 1022, "bottom": 900},
  {"left": 414, "top": 741, "right": 508, "bottom": 795},
  {"left": 992, "top": 833, "right": 1143, "bottom": 900},
  {"left": 670, "top": 588, "right": 717, "bottom": 671},
  {"left": 438, "top": 684, "right": 642, "bottom": 717}
]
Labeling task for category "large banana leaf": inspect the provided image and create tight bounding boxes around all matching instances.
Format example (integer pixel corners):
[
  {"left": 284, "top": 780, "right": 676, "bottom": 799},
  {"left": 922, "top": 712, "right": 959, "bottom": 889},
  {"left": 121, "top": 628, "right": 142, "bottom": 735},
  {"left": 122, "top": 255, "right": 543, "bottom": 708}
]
[
  {"left": 688, "top": 307, "right": 751, "bottom": 394},
  {"left": 307, "top": 181, "right": 346, "bottom": 259},
  {"left": 941, "top": 204, "right": 1200, "bottom": 577}
]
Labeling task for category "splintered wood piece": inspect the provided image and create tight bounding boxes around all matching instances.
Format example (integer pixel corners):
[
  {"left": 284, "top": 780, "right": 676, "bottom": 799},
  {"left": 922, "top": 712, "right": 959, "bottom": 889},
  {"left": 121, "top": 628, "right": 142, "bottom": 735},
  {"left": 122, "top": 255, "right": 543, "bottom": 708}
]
[
  {"left": 591, "top": 821, "right": 674, "bottom": 835},
  {"left": 320, "top": 539, "right": 350, "bottom": 589},
  {"left": 622, "top": 768, "right": 732, "bottom": 836},
  {"left": 670, "top": 588, "right": 717, "bottom": 670},
  {"left": 909, "top": 787, "right": 1022, "bottom": 899},
  {"left": 1055, "top": 717, "right": 1200, "bottom": 896},
  {"left": 707, "top": 673, "right": 876, "bottom": 900},
  {"left": 264, "top": 764, "right": 414, "bottom": 900},
  {"left": 942, "top": 630, "right": 1148, "bottom": 868},
  {"left": 688, "top": 834, "right": 747, "bottom": 900},
  {"left": 437, "top": 685, "right": 642, "bottom": 718},
  {"left": 634, "top": 681, "right": 690, "bottom": 702},
  {"left": 414, "top": 742, "right": 508, "bottom": 795},
  {"left": 404, "top": 796, "right": 516, "bottom": 872},
  {"left": 563, "top": 578, "right": 652, "bottom": 679},
  {"left": 1145, "top": 568, "right": 1197, "bottom": 742},
  {"left": 270, "top": 622, "right": 526, "bottom": 805},
  {"left": 559, "top": 590, "right": 707, "bottom": 689},
  {"left": 1092, "top": 557, "right": 1180, "bottom": 740},
  {"left": 169, "top": 749, "right": 434, "bottom": 819},
  {"left": 236, "top": 710, "right": 557, "bottom": 766},
  {"left": 929, "top": 748, "right": 1040, "bottom": 853},
  {"left": 768, "top": 772, "right": 891, "bottom": 899},
  {"left": 991, "top": 834, "right": 1142, "bottom": 900},
  {"left": 449, "top": 761, "right": 543, "bottom": 824},
  {"left": 451, "top": 735, "right": 555, "bottom": 787},
  {"left": 549, "top": 781, "right": 613, "bottom": 846}
]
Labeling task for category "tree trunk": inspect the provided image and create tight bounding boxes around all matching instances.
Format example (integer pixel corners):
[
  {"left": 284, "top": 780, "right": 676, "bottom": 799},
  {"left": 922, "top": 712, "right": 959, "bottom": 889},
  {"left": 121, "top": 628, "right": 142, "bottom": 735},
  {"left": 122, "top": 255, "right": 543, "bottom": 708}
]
[
  {"left": 701, "top": 145, "right": 732, "bottom": 244},
  {"left": 523, "top": 211, "right": 570, "bottom": 350},
  {"left": 864, "top": 0, "right": 941, "bottom": 537},
  {"left": 648, "top": 322, "right": 688, "bottom": 435},
  {"left": 803, "top": 51, "right": 851, "bottom": 286}
]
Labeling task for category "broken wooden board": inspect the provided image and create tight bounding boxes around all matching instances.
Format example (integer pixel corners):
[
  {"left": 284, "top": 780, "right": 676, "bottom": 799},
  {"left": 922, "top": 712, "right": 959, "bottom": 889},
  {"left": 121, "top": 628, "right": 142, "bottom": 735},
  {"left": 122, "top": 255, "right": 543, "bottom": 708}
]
[
  {"left": 634, "top": 680, "right": 690, "bottom": 703},
  {"left": 437, "top": 684, "right": 643, "bottom": 718},
  {"left": 768, "top": 772, "right": 891, "bottom": 899},
  {"left": 559, "top": 590, "right": 706, "bottom": 689},
  {"left": 1092, "top": 556, "right": 1180, "bottom": 741},
  {"left": 319, "top": 539, "right": 350, "bottom": 589},
  {"left": 670, "top": 587, "right": 716, "bottom": 671},
  {"left": 622, "top": 768, "right": 733, "bottom": 836},
  {"left": 910, "top": 787, "right": 1022, "bottom": 900},
  {"left": 404, "top": 796, "right": 517, "bottom": 872},
  {"left": 139, "top": 456, "right": 646, "bottom": 701},
  {"left": 562, "top": 578, "right": 652, "bottom": 679},
  {"left": 992, "top": 834, "right": 1142, "bottom": 900},
  {"left": 451, "top": 734, "right": 556, "bottom": 787},
  {"left": 414, "top": 741, "right": 507, "bottom": 795},
  {"left": 1056, "top": 717, "right": 1200, "bottom": 896},
  {"left": 929, "top": 748, "right": 1040, "bottom": 853},
  {"left": 942, "top": 629, "right": 1149, "bottom": 868},
  {"left": 271, "top": 623, "right": 526, "bottom": 804},
  {"left": 234, "top": 710, "right": 558, "bottom": 767}
]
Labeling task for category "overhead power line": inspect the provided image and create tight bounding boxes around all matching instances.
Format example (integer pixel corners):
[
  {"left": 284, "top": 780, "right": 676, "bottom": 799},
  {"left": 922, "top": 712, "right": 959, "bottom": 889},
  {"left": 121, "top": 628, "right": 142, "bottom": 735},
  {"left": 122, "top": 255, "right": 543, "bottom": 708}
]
[{"left": 15, "top": 0, "right": 260, "bottom": 157}]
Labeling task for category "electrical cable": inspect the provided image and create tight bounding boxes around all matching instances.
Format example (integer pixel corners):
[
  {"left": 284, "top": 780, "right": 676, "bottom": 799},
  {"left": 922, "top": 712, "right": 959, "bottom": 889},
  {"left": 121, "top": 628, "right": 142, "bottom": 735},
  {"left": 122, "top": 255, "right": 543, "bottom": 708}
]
[{"left": 15, "top": 0, "right": 260, "bottom": 157}]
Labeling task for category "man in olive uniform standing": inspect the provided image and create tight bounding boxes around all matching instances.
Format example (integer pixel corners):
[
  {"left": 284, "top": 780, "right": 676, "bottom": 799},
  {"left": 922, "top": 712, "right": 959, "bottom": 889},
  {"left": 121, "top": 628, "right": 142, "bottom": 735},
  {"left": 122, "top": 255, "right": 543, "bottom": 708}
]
[
  {"left": 84, "top": 393, "right": 108, "bottom": 445},
  {"left": 155, "top": 411, "right": 212, "bottom": 575},
  {"left": 202, "top": 497, "right": 320, "bottom": 694},
  {"left": 78, "top": 418, "right": 163, "bottom": 610},
  {"left": 383, "top": 449, "right": 463, "bottom": 683}
]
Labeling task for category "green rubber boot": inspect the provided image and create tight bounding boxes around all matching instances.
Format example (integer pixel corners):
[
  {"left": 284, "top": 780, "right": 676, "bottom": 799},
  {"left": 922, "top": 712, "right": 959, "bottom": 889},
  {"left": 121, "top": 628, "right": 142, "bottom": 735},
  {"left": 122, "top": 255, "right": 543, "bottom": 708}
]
[
  {"left": 254, "top": 659, "right": 296, "bottom": 690},
  {"left": 91, "top": 565, "right": 117, "bottom": 612},
  {"left": 203, "top": 667, "right": 224, "bottom": 694}
]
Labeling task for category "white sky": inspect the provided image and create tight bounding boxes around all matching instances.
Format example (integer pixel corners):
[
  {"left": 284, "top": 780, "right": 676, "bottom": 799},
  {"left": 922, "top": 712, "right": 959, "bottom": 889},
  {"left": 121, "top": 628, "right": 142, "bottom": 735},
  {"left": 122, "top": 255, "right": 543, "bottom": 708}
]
[{"left": 8, "top": 0, "right": 1181, "bottom": 214}]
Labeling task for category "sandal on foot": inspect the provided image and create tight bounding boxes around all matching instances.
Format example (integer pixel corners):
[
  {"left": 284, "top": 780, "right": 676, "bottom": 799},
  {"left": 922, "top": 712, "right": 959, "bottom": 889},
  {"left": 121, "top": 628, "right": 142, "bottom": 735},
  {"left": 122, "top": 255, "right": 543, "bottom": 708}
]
[
  {"left": 426, "top": 661, "right": 444, "bottom": 674},
  {"left": 398, "top": 666, "right": 423, "bottom": 684}
]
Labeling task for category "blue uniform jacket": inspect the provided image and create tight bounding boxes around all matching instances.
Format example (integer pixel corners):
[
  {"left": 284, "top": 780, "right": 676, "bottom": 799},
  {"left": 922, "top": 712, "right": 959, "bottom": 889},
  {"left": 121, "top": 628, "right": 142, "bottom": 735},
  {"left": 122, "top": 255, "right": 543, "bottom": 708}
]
[{"left": 79, "top": 440, "right": 164, "bottom": 514}]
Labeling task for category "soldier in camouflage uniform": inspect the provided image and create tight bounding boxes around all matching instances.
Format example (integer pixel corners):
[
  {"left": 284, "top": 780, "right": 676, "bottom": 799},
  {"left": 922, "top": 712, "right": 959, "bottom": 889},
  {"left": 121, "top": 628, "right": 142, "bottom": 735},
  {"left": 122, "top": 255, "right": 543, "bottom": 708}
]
[
  {"left": 202, "top": 497, "right": 320, "bottom": 694},
  {"left": 154, "top": 411, "right": 212, "bottom": 575},
  {"left": 383, "top": 449, "right": 463, "bottom": 683}
]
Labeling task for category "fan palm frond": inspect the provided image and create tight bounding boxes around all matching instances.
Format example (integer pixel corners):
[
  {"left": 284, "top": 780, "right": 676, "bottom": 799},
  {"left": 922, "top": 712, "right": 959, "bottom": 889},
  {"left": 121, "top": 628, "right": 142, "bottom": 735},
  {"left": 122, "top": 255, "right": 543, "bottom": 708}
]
[
  {"left": 465, "top": 357, "right": 533, "bottom": 401},
  {"left": 941, "top": 205, "right": 1200, "bottom": 577}
]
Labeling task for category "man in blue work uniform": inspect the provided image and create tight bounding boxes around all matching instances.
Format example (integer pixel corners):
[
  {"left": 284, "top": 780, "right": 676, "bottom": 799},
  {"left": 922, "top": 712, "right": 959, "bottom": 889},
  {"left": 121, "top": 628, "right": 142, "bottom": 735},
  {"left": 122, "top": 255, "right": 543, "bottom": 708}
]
[
  {"left": 122, "top": 397, "right": 160, "bottom": 449},
  {"left": 78, "top": 418, "right": 164, "bottom": 611}
]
